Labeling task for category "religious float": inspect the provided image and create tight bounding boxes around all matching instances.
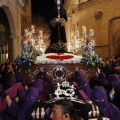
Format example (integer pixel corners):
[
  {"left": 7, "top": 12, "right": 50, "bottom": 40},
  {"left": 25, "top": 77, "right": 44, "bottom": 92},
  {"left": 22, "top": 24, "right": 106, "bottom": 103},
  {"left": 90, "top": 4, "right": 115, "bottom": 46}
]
[
  {"left": 14, "top": 0, "right": 104, "bottom": 84},
  {"left": 15, "top": 38, "right": 104, "bottom": 84}
]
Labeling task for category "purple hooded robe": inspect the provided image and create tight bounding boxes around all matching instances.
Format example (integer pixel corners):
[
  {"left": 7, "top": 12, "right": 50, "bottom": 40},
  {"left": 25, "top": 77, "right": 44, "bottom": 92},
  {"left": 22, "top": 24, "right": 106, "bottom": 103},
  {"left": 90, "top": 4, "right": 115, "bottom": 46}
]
[
  {"left": 17, "top": 78, "right": 44, "bottom": 120},
  {"left": 90, "top": 86, "right": 120, "bottom": 120},
  {"left": 75, "top": 71, "right": 83, "bottom": 79},
  {"left": 76, "top": 77, "right": 92, "bottom": 98},
  {"left": 108, "top": 74, "right": 120, "bottom": 88},
  {"left": 17, "top": 87, "right": 40, "bottom": 120}
]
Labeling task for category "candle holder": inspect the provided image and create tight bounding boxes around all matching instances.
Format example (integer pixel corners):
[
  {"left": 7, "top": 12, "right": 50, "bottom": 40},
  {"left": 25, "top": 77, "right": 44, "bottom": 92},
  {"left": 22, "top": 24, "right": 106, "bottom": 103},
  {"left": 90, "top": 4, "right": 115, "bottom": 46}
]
[
  {"left": 24, "top": 25, "right": 46, "bottom": 54},
  {"left": 70, "top": 26, "right": 95, "bottom": 55}
]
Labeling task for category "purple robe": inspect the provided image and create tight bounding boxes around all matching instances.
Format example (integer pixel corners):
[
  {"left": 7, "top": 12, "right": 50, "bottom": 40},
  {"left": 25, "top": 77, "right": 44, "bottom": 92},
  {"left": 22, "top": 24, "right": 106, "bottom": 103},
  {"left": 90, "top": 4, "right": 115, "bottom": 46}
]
[
  {"left": 76, "top": 78, "right": 92, "bottom": 98},
  {"left": 3, "top": 99, "right": 20, "bottom": 119},
  {"left": 5, "top": 74, "right": 17, "bottom": 90},
  {"left": 0, "top": 95, "right": 23, "bottom": 120},
  {"left": 0, "top": 82, "right": 23, "bottom": 112},
  {"left": 0, "top": 83, "right": 24, "bottom": 120},
  {"left": 18, "top": 89, "right": 27, "bottom": 100},
  {"left": 75, "top": 71, "right": 83, "bottom": 79},
  {"left": 32, "top": 78, "right": 44, "bottom": 92},
  {"left": 98, "top": 72, "right": 106, "bottom": 80},
  {"left": 90, "top": 86, "right": 120, "bottom": 120},
  {"left": 40, "top": 81, "right": 53, "bottom": 101},
  {"left": 17, "top": 89, "right": 27, "bottom": 106},
  {"left": 37, "top": 71, "right": 46, "bottom": 81},
  {"left": 108, "top": 74, "right": 120, "bottom": 87},
  {"left": 15, "top": 71, "right": 22, "bottom": 82},
  {"left": 17, "top": 87, "right": 40, "bottom": 120},
  {"left": 97, "top": 72, "right": 109, "bottom": 87}
]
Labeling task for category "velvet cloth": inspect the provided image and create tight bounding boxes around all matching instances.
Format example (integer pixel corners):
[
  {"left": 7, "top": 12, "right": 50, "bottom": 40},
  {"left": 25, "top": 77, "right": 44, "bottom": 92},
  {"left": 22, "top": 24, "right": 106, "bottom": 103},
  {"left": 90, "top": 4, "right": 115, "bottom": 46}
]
[
  {"left": 0, "top": 82, "right": 23, "bottom": 112},
  {"left": 90, "top": 86, "right": 120, "bottom": 120},
  {"left": 78, "top": 90, "right": 89, "bottom": 100},
  {"left": 72, "top": 81, "right": 80, "bottom": 89}
]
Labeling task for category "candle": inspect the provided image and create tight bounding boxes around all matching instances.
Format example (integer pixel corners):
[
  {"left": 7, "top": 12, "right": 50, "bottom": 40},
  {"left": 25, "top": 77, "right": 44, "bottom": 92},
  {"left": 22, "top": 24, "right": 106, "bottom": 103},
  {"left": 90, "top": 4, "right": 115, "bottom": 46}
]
[
  {"left": 82, "top": 26, "right": 86, "bottom": 34},
  {"left": 57, "top": 0, "right": 60, "bottom": 5},
  {"left": 89, "top": 29, "right": 94, "bottom": 36}
]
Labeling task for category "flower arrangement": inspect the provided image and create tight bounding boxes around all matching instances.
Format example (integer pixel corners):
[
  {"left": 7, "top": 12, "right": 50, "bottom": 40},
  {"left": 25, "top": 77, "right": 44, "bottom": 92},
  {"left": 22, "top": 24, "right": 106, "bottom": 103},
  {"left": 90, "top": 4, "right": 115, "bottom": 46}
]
[
  {"left": 81, "top": 42, "right": 104, "bottom": 70},
  {"left": 14, "top": 50, "right": 40, "bottom": 71}
]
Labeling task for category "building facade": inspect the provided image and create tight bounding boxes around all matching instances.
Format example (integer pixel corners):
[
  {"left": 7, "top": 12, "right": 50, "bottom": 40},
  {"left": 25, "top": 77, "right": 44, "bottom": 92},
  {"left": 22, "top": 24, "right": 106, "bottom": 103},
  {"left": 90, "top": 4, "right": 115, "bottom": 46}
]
[
  {"left": 0, "top": 0, "right": 31, "bottom": 62},
  {"left": 64, "top": 0, "right": 120, "bottom": 58}
]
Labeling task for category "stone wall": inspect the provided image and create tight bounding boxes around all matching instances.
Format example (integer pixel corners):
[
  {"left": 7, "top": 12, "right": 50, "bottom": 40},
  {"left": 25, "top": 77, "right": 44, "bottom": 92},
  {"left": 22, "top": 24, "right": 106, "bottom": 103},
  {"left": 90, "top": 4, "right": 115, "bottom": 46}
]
[
  {"left": 66, "top": 0, "right": 120, "bottom": 58},
  {"left": 0, "top": 0, "right": 31, "bottom": 61}
]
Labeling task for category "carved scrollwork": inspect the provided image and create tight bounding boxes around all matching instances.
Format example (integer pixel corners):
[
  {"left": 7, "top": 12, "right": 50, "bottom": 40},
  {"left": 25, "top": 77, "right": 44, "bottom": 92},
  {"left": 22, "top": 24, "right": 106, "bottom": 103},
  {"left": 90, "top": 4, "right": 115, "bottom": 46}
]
[{"left": 52, "top": 65, "right": 67, "bottom": 81}]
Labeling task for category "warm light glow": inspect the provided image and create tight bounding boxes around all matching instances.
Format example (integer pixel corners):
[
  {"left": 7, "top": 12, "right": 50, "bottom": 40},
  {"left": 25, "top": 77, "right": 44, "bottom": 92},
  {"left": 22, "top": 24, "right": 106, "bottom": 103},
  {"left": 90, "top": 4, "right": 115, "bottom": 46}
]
[
  {"left": 69, "top": 26, "right": 95, "bottom": 54},
  {"left": 24, "top": 25, "right": 46, "bottom": 54}
]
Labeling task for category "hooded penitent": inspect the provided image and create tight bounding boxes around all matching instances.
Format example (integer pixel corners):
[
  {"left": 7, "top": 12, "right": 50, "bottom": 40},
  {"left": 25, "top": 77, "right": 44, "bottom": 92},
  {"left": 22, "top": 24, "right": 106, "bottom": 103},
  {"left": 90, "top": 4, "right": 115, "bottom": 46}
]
[
  {"left": 32, "top": 78, "right": 44, "bottom": 92},
  {"left": 74, "top": 71, "right": 83, "bottom": 80},
  {"left": 17, "top": 87, "right": 41, "bottom": 120},
  {"left": 76, "top": 77, "right": 92, "bottom": 98},
  {"left": 90, "top": 86, "right": 120, "bottom": 120},
  {"left": 98, "top": 72, "right": 106, "bottom": 81},
  {"left": 108, "top": 74, "right": 120, "bottom": 88}
]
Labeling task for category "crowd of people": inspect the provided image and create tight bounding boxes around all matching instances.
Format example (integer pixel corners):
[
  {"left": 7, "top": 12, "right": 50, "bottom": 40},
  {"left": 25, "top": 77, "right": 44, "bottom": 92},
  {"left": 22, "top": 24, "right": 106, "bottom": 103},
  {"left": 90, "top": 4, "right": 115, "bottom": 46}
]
[
  {"left": 0, "top": 54, "right": 120, "bottom": 120},
  {"left": 0, "top": 61, "right": 54, "bottom": 120}
]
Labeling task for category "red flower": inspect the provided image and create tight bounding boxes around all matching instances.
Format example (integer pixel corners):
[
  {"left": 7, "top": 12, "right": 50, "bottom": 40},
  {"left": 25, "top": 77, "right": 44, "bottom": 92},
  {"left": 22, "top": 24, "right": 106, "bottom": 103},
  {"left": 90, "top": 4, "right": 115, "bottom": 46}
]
[{"left": 46, "top": 55, "right": 74, "bottom": 61}]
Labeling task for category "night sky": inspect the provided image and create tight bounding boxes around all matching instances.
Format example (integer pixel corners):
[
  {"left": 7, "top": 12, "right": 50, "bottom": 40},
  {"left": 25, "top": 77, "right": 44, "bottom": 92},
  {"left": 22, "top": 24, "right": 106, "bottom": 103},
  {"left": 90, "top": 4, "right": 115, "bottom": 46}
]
[{"left": 31, "top": 0, "right": 54, "bottom": 19}]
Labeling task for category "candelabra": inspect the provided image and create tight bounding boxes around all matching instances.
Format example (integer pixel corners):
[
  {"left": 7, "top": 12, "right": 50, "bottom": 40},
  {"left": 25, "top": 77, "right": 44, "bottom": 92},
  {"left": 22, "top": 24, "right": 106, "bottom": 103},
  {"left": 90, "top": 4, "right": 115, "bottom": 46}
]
[
  {"left": 24, "top": 25, "right": 46, "bottom": 54},
  {"left": 70, "top": 26, "right": 95, "bottom": 54}
]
